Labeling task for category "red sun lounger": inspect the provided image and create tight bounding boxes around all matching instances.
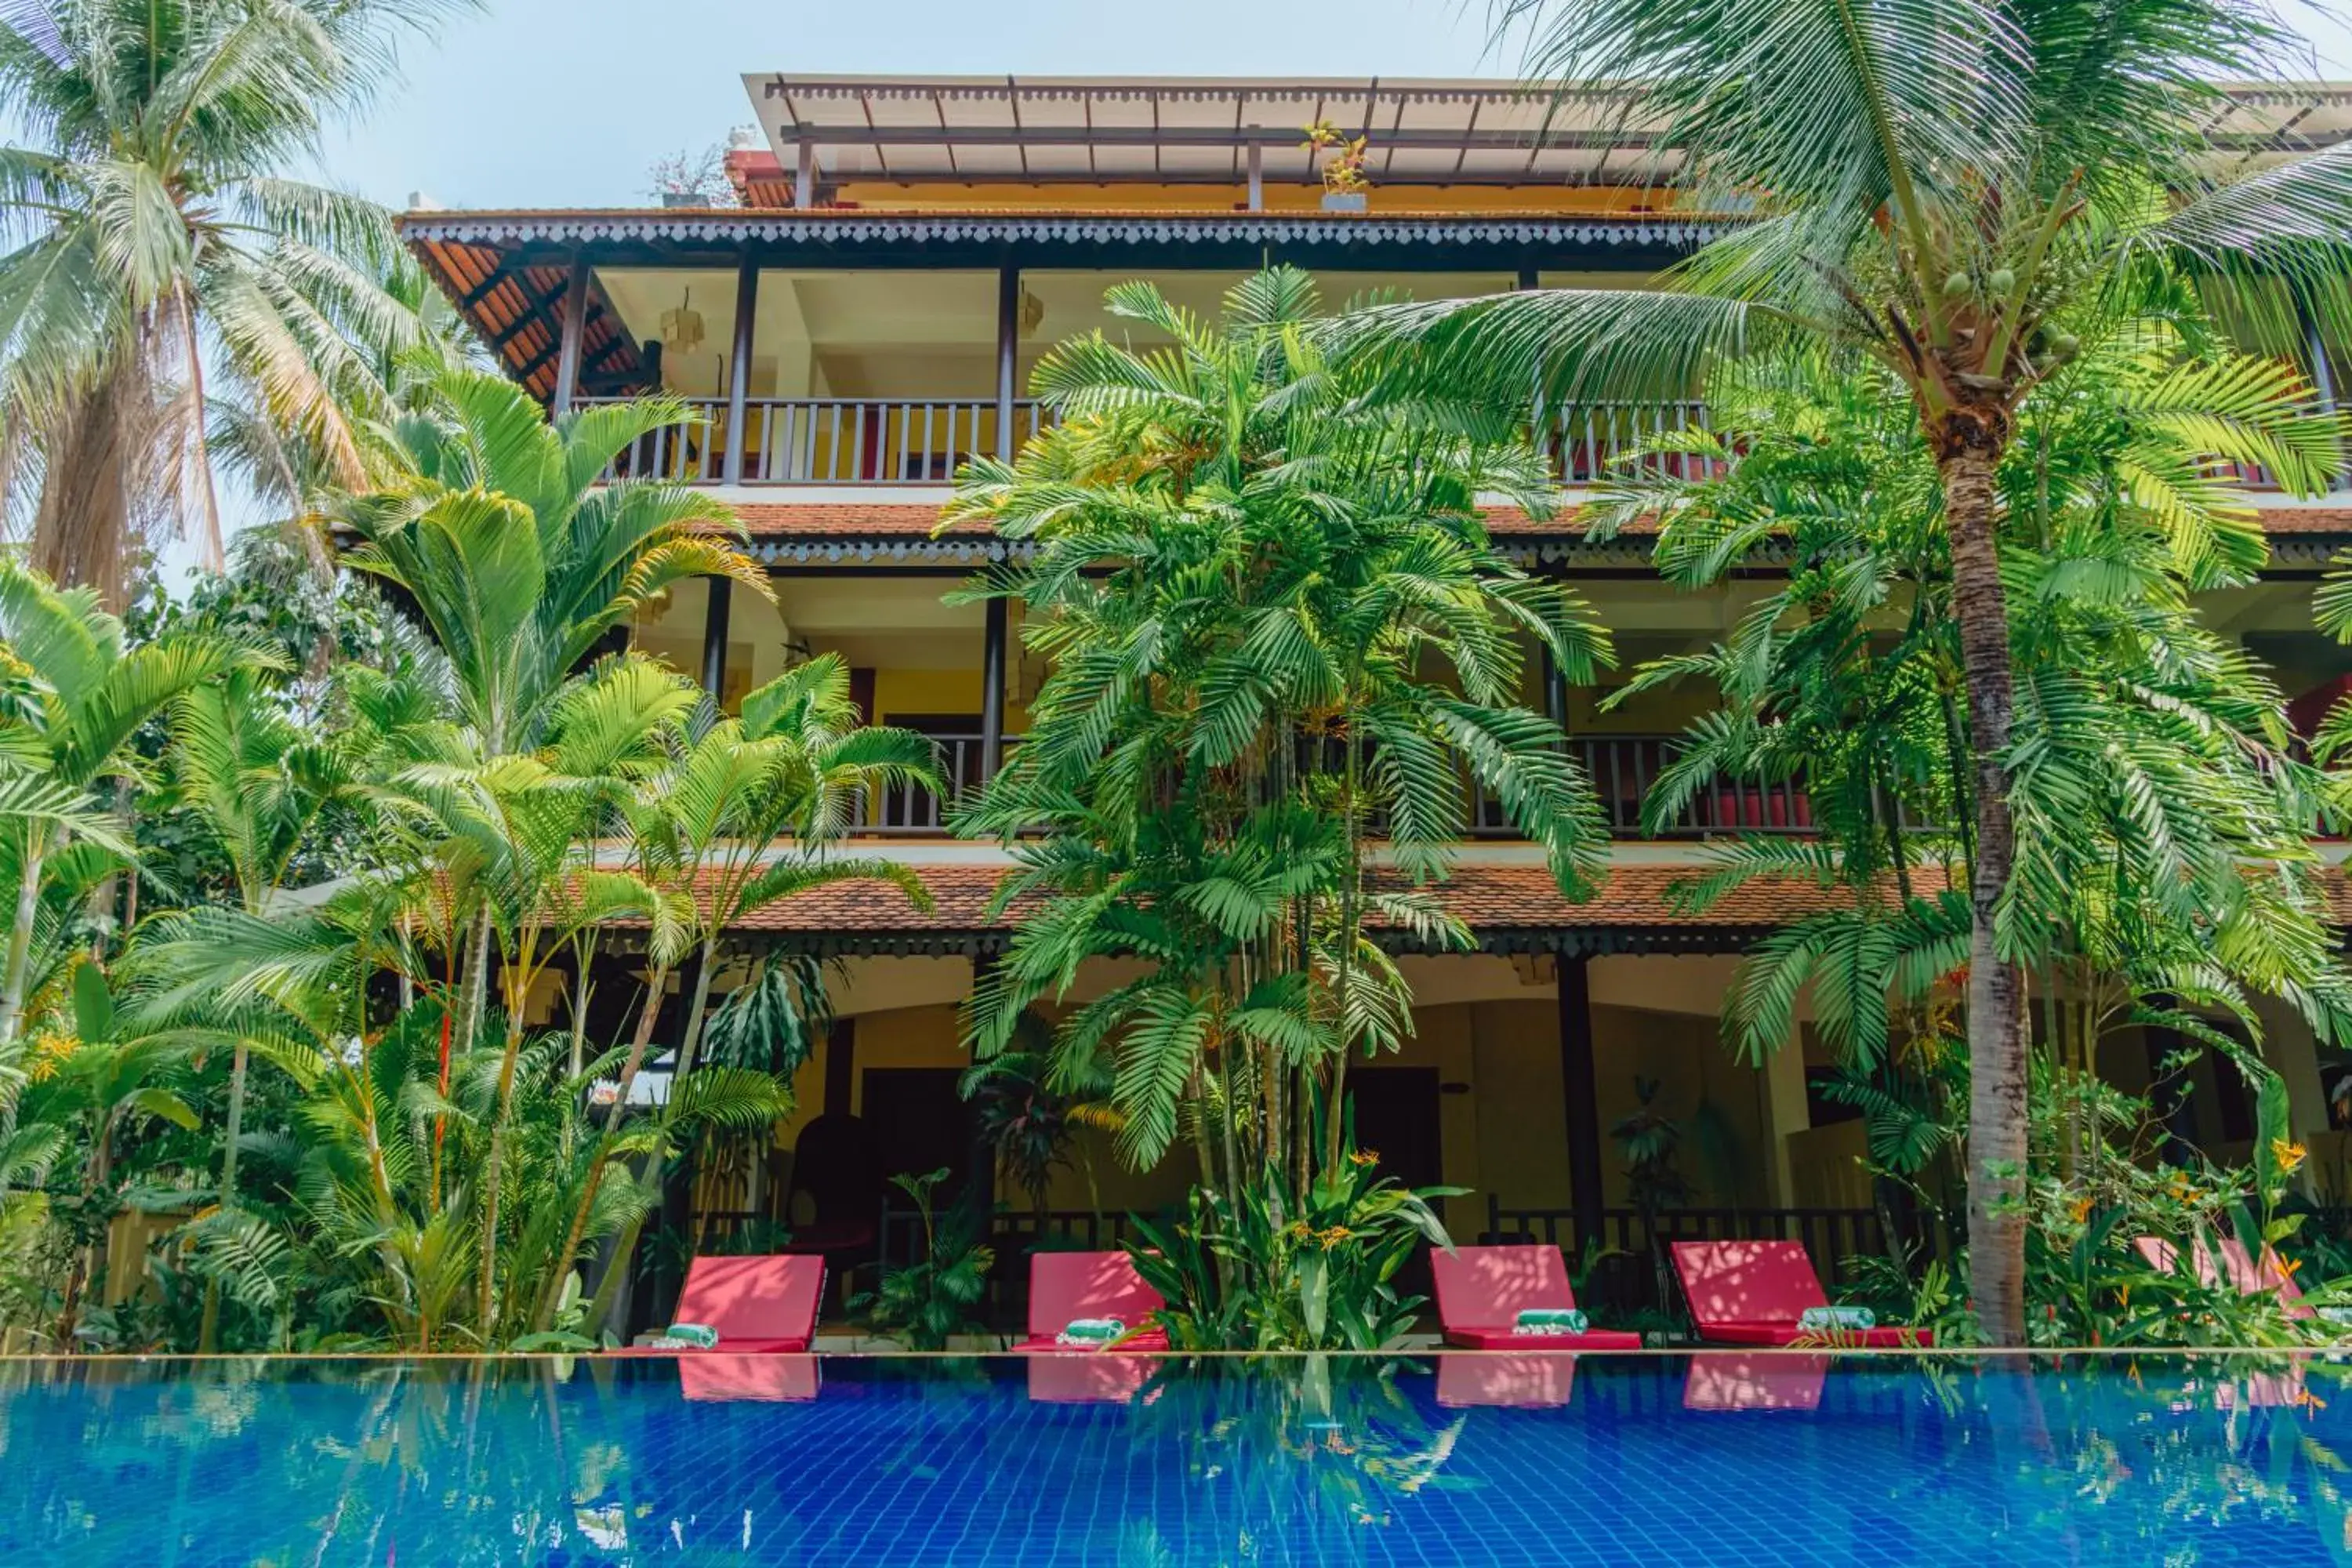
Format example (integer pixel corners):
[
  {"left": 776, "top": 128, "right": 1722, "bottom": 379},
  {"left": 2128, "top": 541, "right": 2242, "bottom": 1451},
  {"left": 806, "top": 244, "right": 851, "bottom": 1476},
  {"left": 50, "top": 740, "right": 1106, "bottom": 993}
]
[
  {"left": 1430, "top": 1244, "right": 1643, "bottom": 1351},
  {"left": 1670, "top": 1240, "right": 1932, "bottom": 1348},
  {"left": 613, "top": 1254, "right": 826, "bottom": 1355},
  {"left": 1011, "top": 1250, "right": 1171, "bottom": 1353},
  {"left": 2143, "top": 1233, "right": 2315, "bottom": 1320}
]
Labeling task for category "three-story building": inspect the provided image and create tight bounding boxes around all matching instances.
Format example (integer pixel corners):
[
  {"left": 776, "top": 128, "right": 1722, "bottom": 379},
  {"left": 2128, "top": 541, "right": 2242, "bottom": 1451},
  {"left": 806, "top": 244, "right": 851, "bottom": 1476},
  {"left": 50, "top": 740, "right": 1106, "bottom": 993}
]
[{"left": 402, "top": 73, "right": 2352, "bottom": 1298}]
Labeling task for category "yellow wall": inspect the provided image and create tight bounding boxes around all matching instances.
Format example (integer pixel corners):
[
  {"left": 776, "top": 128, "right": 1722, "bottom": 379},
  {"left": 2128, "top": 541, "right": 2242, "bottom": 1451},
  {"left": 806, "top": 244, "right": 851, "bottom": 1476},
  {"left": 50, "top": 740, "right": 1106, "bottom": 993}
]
[
  {"left": 872, "top": 668, "right": 1033, "bottom": 731},
  {"left": 752, "top": 961, "right": 1790, "bottom": 1242}
]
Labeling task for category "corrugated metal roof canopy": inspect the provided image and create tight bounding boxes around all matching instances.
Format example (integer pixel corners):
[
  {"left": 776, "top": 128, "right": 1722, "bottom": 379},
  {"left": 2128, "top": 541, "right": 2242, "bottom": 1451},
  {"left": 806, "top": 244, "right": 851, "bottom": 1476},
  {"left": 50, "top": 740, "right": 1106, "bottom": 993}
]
[
  {"left": 745, "top": 75, "right": 1678, "bottom": 187},
  {"left": 744, "top": 74, "right": 2352, "bottom": 188}
]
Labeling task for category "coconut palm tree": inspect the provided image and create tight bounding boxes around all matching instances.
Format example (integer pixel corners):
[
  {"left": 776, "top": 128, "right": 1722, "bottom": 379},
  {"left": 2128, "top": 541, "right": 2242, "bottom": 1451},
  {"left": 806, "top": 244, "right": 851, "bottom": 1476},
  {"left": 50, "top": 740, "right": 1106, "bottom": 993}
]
[
  {"left": 0, "top": 0, "right": 470, "bottom": 607},
  {"left": 1343, "top": 0, "right": 2352, "bottom": 1342}
]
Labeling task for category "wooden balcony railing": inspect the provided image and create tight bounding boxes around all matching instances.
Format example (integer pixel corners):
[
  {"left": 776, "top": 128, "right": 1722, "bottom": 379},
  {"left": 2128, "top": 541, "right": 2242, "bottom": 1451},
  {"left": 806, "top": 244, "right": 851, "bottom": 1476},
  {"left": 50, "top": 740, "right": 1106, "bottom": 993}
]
[
  {"left": 849, "top": 731, "right": 1017, "bottom": 833},
  {"left": 580, "top": 396, "right": 1051, "bottom": 485},
  {"left": 581, "top": 382, "right": 2343, "bottom": 493},
  {"left": 1544, "top": 399, "right": 1726, "bottom": 484},
  {"left": 842, "top": 731, "right": 1842, "bottom": 840}
]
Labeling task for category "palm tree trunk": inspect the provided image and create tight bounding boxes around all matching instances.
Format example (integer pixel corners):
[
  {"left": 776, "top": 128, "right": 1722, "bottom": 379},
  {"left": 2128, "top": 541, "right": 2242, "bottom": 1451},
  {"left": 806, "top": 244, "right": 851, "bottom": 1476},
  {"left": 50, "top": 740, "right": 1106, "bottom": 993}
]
[
  {"left": 586, "top": 942, "right": 720, "bottom": 1337},
  {"left": 458, "top": 907, "right": 492, "bottom": 1055},
  {"left": 198, "top": 1038, "right": 252, "bottom": 1353},
  {"left": 0, "top": 823, "right": 56, "bottom": 1051},
  {"left": 1941, "top": 428, "right": 2029, "bottom": 1347},
  {"left": 474, "top": 933, "right": 536, "bottom": 1338},
  {"left": 535, "top": 962, "right": 668, "bottom": 1332}
]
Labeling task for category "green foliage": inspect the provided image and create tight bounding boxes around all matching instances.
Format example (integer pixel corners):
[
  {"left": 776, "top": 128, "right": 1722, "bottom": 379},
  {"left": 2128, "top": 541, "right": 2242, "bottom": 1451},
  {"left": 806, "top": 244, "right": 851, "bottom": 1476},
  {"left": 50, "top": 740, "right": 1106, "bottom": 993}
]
[
  {"left": 1127, "top": 1149, "right": 1457, "bottom": 1351},
  {"left": 954, "top": 267, "right": 1610, "bottom": 1240},
  {"left": 852, "top": 1169, "right": 994, "bottom": 1350},
  {"left": 0, "top": 0, "right": 474, "bottom": 602}
]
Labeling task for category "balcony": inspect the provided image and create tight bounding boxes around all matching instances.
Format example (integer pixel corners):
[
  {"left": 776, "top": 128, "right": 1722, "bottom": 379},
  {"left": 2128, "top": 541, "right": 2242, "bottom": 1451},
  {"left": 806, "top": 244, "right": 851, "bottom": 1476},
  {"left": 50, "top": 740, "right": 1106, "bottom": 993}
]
[
  {"left": 587, "top": 396, "right": 1050, "bottom": 485},
  {"left": 842, "top": 730, "right": 1832, "bottom": 840}
]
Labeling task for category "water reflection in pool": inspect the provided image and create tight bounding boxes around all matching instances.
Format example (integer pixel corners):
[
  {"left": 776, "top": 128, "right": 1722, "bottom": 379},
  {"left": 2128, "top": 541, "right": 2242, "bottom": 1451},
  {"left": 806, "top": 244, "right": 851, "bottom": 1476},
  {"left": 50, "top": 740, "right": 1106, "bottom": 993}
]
[{"left": 1, "top": 1352, "right": 2343, "bottom": 1565}]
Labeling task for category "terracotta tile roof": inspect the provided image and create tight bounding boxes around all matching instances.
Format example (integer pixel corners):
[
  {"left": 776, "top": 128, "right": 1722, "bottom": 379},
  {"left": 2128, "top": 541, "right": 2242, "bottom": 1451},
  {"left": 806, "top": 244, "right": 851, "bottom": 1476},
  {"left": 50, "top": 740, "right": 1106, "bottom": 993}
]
[
  {"left": 730, "top": 500, "right": 2344, "bottom": 543},
  {"left": 709, "top": 861, "right": 1934, "bottom": 935},
  {"left": 667, "top": 855, "right": 2352, "bottom": 938},
  {"left": 2252, "top": 507, "right": 2352, "bottom": 535}
]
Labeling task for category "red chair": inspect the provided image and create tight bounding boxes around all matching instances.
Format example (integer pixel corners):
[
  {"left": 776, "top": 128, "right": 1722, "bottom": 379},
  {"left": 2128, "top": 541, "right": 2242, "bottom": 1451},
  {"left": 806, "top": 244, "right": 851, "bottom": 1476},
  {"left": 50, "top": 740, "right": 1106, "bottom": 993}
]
[
  {"left": 1670, "top": 1240, "right": 1932, "bottom": 1347},
  {"left": 2143, "top": 1232, "right": 2315, "bottom": 1321},
  {"left": 612, "top": 1254, "right": 826, "bottom": 1355},
  {"left": 1429, "top": 1244, "right": 1643, "bottom": 1350},
  {"left": 1011, "top": 1250, "right": 1171, "bottom": 1352}
]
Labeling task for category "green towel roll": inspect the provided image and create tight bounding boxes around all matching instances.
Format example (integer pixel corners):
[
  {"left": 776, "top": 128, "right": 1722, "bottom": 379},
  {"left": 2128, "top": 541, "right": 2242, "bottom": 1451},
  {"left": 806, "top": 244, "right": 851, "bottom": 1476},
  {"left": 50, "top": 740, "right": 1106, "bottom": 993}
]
[
  {"left": 1512, "top": 1308, "right": 1588, "bottom": 1334},
  {"left": 663, "top": 1323, "right": 720, "bottom": 1348},
  {"left": 1796, "top": 1305, "right": 1876, "bottom": 1333},
  {"left": 1055, "top": 1317, "right": 1125, "bottom": 1345}
]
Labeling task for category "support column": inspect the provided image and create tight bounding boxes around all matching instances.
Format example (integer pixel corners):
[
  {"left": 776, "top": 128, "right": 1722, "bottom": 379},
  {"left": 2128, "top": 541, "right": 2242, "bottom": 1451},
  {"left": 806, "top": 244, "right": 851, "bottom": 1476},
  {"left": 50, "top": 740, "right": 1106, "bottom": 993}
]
[
  {"left": 996, "top": 263, "right": 1022, "bottom": 460},
  {"left": 822, "top": 1018, "right": 855, "bottom": 1118},
  {"left": 700, "top": 578, "right": 732, "bottom": 702},
  {"left": 980, "top": 597, "right": 1008, "bottom": 782},
  {"left": 1541, "top": 645, "right": 1569, "bottom": 733},
  {"left": 2295, "top": 288, "right": 2343, "bottom": 491},
  {"left": 1518, "top": 263, "right": 1547, "bottom": 468},
  {"left": 1247, "top": 139, "right": 1264, "bottom": 211},
  {"left": 723, "top": 254, "right": 759, "bottom": 484},
  {"left": 1556, "top": 952, "right": 1605, "bottom": 1254},
  {"left": 551, "top": 253, "right": 591, "bottom": 416},
  {"left": 1760, "top": 1031, "right": 1812, "bottom": 1207},
  {"left": 794, "top": 140, "right": 815, "bottom": 209}
]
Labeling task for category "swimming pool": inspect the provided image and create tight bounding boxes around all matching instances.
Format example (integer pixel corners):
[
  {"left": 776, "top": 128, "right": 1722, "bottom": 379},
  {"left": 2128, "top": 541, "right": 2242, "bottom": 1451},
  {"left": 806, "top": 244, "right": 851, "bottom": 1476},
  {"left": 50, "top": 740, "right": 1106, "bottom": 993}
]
[{"left": 0, "top": 1352, "right": 2337, "bottom": 1565}]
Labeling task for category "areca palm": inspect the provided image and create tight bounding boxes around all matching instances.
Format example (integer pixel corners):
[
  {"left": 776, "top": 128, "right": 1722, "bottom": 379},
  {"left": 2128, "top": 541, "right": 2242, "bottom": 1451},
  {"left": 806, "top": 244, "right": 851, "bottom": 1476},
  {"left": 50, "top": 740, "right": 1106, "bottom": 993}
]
[
  {"left": 335, "top": 368, "right": 770, "bottom": 1055},
  {"left": 574, "top": 654, "right": 935, "bottom": 1335},
  {"left": 1347, "top": 0, "right": 2352, "bottom": 1341},
  {"left": 0, "top": 560, "right": 235, "bottom": 1050},
  {"left": 0, "top": 0, "right": 470, "bottom": 606},
  {"left": 162, "top": 661, "right": 364, "bottom": 1348},
  {"left": 953, "top": 268, "right": 1610, "bottom": 1193}
]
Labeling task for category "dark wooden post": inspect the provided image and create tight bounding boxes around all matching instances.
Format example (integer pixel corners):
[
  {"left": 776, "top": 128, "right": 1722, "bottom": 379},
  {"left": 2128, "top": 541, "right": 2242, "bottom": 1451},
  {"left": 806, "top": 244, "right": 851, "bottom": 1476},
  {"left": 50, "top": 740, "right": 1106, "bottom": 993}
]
[
  {"left": 2295, "top": 288, "right": 2343, "bottom": 491},
  {"left": 700, "top": 578, "right": 733, "bottom": 702},
  {"left": 724, "top": 253, "right": 760, "bottom": 483},
  {"left": 996, "top": 263, "right": 1021, "bottom": 460},
  {"left": 1517, "top": 263, "right": 1548, "bottom": 472},
  {"left": 551, "top": 253, "right": 592, "bottom": 416},
  {"left": 1542, "top": 645, "right": 1569, "bottom": 733},
  {"left": 823, "top": 1019, "right": 855, "bottom": 1118},
  {"left": 1556, "top": 951, "right": 1606, "bottom": 1254},
  {"left": 980, "top": 597, "right": 1008, "bottom": 782}
]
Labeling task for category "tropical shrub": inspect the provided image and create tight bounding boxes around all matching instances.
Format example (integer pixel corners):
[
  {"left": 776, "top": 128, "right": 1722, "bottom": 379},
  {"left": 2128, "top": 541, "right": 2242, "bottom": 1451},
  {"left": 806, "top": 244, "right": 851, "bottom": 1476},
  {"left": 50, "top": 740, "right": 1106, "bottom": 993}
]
[
  {"left": 854, "top": 1169, "right": 993, "bottom": 1350},
  {"left": 1129, "top": 1149, "right": 1457, "bottom": 1351}
]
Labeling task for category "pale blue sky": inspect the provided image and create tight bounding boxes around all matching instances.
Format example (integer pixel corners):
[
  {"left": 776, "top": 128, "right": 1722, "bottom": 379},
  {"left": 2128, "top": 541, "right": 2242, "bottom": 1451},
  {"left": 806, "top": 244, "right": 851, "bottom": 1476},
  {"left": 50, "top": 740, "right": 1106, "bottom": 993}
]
[
  {"left": 318, "top": 0, "right": 1524, "bottom": 210},
  {"left": 315, "top": 0, "right": 2352, "bottom": 211}
]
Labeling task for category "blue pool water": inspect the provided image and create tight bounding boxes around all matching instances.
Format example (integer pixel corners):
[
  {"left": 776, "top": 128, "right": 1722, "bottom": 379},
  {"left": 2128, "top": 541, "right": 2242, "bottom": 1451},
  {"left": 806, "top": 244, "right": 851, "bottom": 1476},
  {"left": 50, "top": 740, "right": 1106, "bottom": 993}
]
[{"left": 0, "top": 1352, "right": 2343, "bottom": 1565}]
